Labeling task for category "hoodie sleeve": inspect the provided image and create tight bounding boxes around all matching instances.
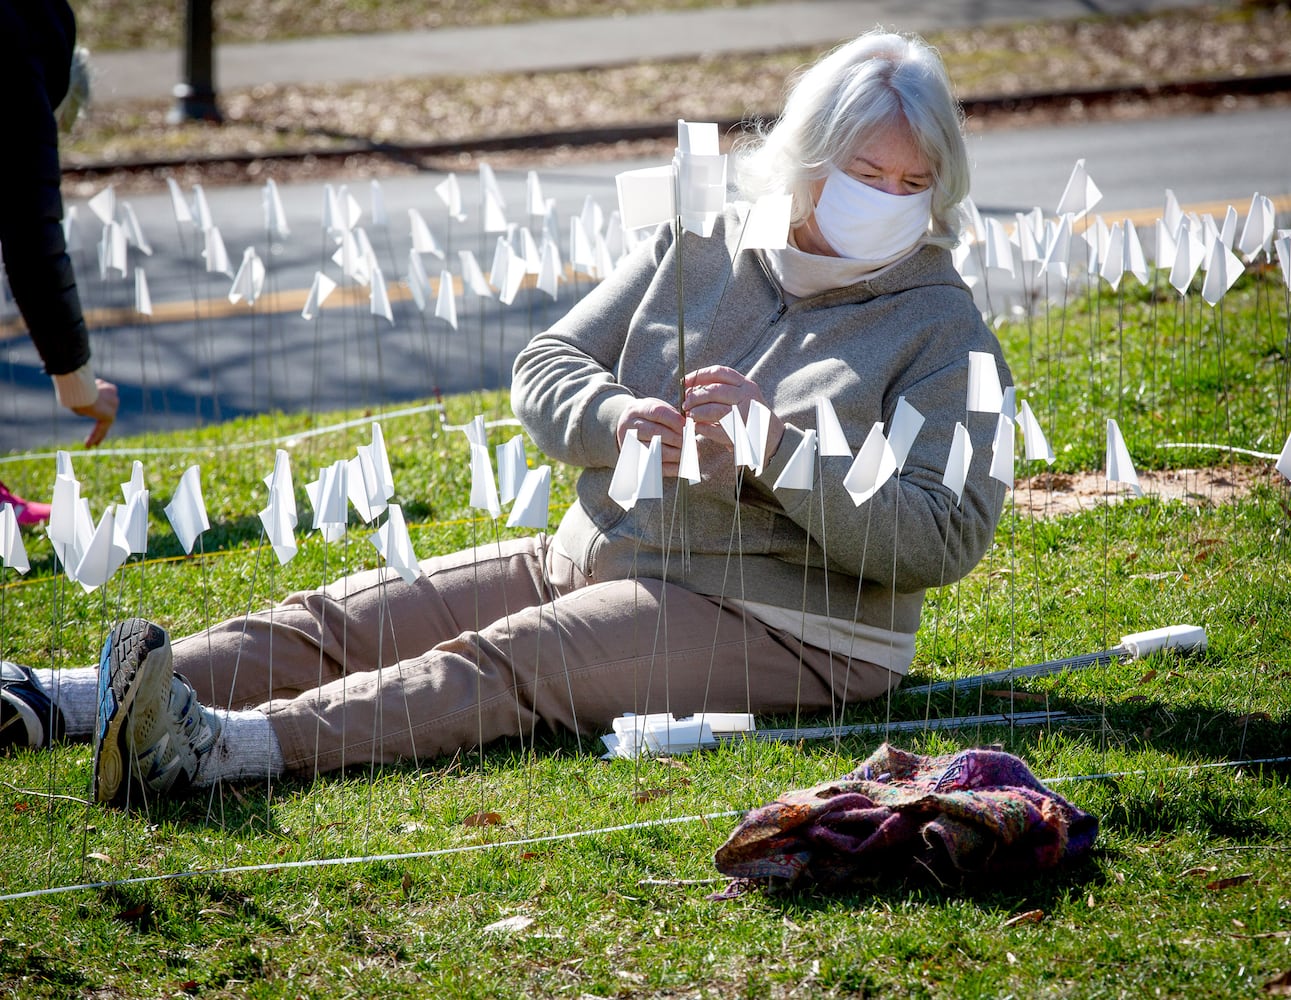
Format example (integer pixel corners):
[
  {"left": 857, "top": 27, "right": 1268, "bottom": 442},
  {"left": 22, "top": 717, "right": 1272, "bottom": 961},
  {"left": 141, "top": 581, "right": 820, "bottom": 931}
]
[
  {"left": 0, "top": 0, "right": 91, "bottom": 379},
  {"left": 757, "top": 322, "right": 1010, "bottom": 594}
]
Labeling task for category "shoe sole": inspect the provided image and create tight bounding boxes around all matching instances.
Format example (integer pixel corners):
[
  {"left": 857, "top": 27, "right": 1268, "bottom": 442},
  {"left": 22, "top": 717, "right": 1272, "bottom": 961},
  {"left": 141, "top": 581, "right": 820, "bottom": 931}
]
[{"left": 93, "top": 619, "right": 174, "bottom": 806}]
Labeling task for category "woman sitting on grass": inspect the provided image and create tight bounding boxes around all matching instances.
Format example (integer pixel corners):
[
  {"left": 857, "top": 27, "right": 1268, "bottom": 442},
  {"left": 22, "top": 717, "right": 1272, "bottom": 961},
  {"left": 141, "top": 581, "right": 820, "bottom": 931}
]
[{"left": 1, "top": 29, "right": 1010, "bottom": 805}]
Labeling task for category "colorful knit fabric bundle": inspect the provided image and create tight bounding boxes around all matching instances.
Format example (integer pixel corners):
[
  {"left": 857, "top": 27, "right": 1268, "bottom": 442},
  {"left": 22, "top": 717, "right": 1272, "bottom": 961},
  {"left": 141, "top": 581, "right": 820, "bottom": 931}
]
[{"left": 713, "top": 743, "right": 1098, "bottom": 898}]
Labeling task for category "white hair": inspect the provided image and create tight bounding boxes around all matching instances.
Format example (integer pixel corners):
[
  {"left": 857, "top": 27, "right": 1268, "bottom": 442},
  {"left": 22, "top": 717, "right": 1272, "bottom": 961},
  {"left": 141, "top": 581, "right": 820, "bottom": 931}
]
[{"left": 734, "top": 30, "right": 970, "bottom": 248}]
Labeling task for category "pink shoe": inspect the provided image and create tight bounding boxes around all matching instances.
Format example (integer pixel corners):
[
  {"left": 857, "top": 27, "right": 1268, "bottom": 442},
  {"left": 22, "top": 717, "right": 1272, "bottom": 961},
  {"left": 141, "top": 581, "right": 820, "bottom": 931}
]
[{"left": 0, "top": 481, "right": 51, "bottom": 527}]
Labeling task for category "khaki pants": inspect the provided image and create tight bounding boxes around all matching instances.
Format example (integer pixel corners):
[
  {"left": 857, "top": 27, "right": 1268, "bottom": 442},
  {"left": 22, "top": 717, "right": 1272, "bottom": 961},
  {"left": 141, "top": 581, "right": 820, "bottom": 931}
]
[{"left": 171, "top": 535, "right": 895, "bottom": 773}]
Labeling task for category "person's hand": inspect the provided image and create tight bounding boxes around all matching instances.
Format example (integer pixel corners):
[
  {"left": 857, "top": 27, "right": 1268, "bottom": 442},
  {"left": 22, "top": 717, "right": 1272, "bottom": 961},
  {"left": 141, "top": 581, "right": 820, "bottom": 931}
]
[
  {"left": 71, "top": 378, "right": 119, "bottom": 448},
  {"left": 683, "top": 366, "right": 784, "bottom": 458},
  {"left": 616, "top": 397, "right": 686, "bottom": 477}
]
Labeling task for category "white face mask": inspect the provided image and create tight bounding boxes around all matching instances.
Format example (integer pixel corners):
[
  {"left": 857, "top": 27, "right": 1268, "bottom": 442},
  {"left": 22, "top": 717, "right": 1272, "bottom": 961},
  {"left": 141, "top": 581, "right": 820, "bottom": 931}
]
[{"left": 812, "top": 166, "right": 933, "bottom": 262}]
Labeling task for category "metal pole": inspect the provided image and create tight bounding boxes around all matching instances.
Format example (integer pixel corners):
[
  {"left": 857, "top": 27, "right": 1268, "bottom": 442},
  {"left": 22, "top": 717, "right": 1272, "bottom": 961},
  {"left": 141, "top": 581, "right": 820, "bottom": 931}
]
[{"left": 169, "top": 0, "right": 222, "bottom": 123}]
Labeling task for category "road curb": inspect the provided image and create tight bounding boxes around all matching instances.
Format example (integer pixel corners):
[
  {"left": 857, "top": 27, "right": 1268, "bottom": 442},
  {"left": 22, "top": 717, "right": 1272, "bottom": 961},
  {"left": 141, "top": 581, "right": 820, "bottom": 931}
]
[{"left": 63, "top": 72, "right": 1291, "bottom": 181}]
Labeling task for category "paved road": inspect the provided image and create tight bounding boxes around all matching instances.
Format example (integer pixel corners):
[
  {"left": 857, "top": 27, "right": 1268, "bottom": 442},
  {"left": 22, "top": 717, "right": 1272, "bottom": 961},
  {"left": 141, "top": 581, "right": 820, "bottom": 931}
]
[
  {"left": 3, "top": 104, "right": 1289, "bottom": 456},
  {"left": 90, "top": 0, "right": 1222, "bottom": 103}
]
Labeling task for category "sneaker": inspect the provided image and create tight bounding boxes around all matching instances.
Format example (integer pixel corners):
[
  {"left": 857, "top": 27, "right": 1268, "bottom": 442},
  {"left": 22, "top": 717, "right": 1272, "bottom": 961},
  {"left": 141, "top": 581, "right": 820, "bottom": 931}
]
[
  {"left": 93, "top": 619, "right": 221, "bottom": 806},
  {"left": 0, "top": 481, "right": 51, "bottom": 527},
  {"left": 1, "top": 661, "right": 65, "bottom": 749}
]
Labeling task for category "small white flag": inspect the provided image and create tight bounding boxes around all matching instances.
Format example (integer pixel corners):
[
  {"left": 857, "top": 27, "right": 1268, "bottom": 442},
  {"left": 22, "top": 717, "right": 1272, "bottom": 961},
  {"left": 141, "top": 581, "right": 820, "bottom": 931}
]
[
  {"left": 966, "top": 351, "right": 1004, "bottom": 414},
  {"left": 370, "top": 264, "right": 394, "bottom": 323},
  {"left": 1018, "top": 400, "right": 1055, "bottom": 465},
  {"left": 496, "top": 435, "right": 528, "bottom": 506},
  {"left": 434, "top": 269, "right": 458, "bottom": 329},
  {"left": 435, "top": 173, "right": 466, "bottom": 221},
  {"left": 1055, "top": 158, "right": 1102, "bottom": 219},
  {"left": 302, "top": 271, "right": 337, "bottom": 320},
  {"left": 772, "top": 429, "right": 817, "bottom": 491},
  {"left": 1105, "top": 418, "right": 1143, "bottom": 496},
  {"left": 943, "top": 422, "right": 973, "bottom": 504},
  {"left": 0, "top": 504, "right": 30, "bottom": 574},
  {"left": 815, "top": 397, "right": 852, "bottom": 458},
  {"left": 506, "top": 466, "right": 552, "bottom": 530},
  {"left": 164, "top": 465, "right": 210, "bottom": 555},
  {"left": 263, "top": 178, "right": 290, "bottom": 239},
  {"left": 134, "top": 268, "right": 153, "bottom": 316},
  {"left": 989, "top": 413, "right": 1015, "bottom": 489},
  {"left": 408, "top": 208, "right": 442, "bottom": 257},
  {"left": 843, "top": 423, "right": 897, "bottom": 506}
]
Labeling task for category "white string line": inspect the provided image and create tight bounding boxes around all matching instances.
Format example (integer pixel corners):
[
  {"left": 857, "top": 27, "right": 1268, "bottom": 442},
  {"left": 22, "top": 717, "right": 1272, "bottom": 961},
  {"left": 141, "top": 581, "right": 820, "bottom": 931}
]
[
  {"left": 0, "top": 402, "right": 520, "bottom": 467},
  {"left": 4, "top": 753, "right": 1287, "bottom": 904},
  {"left": 0, "top": 809, "right": 742, "bottom": 903}
]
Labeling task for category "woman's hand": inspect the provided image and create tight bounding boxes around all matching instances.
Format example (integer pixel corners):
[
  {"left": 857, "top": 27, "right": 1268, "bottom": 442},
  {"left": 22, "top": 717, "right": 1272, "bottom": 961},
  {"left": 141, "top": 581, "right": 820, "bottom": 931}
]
[
  {"left": 71, "top": 378, "right": 119, "bottom": 448},
  {"left": 616, "top": 397, "right": 686, "bottom": 477},
  {"left": 683, "top": 366, "right": 784, "bottom": 459}
]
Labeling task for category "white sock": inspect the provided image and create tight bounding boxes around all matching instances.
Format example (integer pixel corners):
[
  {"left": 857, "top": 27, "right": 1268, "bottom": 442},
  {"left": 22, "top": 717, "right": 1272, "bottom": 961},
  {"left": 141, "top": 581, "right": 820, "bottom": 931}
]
[
  {"left": 194, "top": 709, "right": 285, "bottom": 786},
  {"left": 33, "top": 667, "right": 99, "bottom": 739}
]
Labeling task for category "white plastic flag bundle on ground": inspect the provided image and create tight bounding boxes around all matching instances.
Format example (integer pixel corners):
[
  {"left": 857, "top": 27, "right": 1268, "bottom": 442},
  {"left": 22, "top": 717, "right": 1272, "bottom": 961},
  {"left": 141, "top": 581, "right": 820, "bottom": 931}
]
[
  {"left": 1105, "top": 418, "right": 1143, "bottom": 497},
  {"left": 600, "top": 712, "right": 755, "bottom": 758},
  {"left": 164, "top": 465, "right": 210, "bottom": 555}
]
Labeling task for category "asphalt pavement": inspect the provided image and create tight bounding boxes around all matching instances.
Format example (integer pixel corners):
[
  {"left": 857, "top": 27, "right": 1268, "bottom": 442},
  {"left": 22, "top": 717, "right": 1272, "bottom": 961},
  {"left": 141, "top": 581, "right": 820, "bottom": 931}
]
[{"left": 90, "top": 0, "right": 1222, "bottom": 104}]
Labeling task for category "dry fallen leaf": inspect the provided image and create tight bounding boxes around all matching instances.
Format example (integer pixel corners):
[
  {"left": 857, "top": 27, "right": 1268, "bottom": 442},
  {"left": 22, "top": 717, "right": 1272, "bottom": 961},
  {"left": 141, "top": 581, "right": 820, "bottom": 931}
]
[
  {"left": 633, "top": 788, "right": 672, "bottom": 804},
  {"left": 1003, "top": 909, "right": 1045, "bottom": 927},
  {"left": 483, "top": 914, "right": 534, "bottom": 934},
  {"left": 1182, "top": 865, "right": 1219, "bottom": 877},
  {"left": 463, "top": 811, "right": 503, "bottom": 827},
  {"left": 1206, "top": 873, "right": 1255, "bottom": 891},
  {"left": 86, "top": 852, "right": 113, "bottom": 864},
  {"left": 1138, "top": 669, "right": 1158, "bottom": 684},
  {"left": 1264, "top": 969, "right": 1291, "bottom": 996}
]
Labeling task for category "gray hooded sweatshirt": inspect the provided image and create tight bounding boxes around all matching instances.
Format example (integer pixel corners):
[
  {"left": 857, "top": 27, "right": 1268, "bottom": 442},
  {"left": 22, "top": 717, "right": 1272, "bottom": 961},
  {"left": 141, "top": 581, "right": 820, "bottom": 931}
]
[{"left": 512, "top": 208, "right": 1010, "bottom": 662}]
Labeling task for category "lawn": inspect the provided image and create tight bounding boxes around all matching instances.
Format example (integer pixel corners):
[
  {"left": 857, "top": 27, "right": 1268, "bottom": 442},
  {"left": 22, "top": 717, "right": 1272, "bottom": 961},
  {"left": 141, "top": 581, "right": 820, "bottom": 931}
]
[{"left": 1, "top": 261, "right": 1289, "bottom": 996}]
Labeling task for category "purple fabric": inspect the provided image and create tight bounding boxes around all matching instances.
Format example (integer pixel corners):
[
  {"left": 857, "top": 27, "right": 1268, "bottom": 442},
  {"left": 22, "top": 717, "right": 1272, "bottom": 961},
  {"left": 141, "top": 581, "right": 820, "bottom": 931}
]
[{"left": 712, "top": 743, "right": 1098, "bottom": 898}]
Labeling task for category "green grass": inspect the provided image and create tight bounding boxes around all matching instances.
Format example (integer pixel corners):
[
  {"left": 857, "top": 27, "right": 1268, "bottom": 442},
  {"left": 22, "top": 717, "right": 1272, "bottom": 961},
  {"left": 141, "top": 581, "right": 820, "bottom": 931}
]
[{"left": 1, "top": 271, "right": 1289, "bottom": 997}]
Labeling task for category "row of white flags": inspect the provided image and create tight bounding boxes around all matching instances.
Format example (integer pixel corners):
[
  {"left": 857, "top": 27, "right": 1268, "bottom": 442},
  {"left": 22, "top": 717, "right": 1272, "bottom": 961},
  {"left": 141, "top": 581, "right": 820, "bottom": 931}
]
[
  {"left": 0, "top": 419, "right": 551, "bottom": 593},
  {"left": 956, "top": 161, "right": 1289, "bottom": 305},
  {"left": 5, "top": 379, "right": 1291, "bottom": 588},
  {"left": 68, "top": 135, "right": 1289, "bottom": 342}
]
